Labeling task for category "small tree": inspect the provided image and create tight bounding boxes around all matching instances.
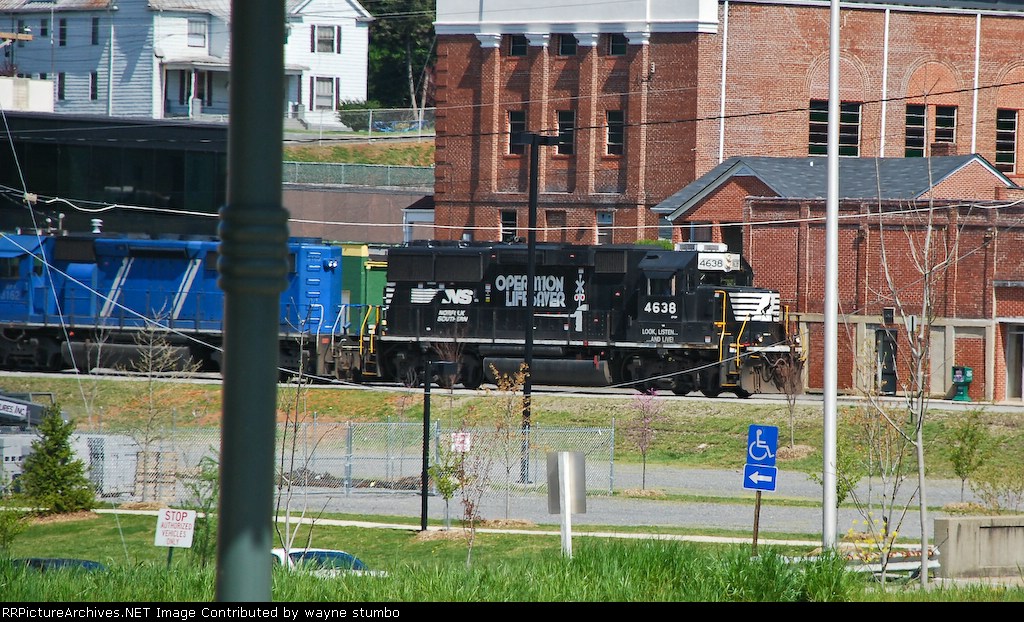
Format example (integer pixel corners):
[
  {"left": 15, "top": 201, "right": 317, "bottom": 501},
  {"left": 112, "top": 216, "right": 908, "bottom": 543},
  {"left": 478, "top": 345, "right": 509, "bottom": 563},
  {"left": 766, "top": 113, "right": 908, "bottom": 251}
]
[
  {"left": 118, "top": 315, "right": 201, "bottom": 501},
  {"left": 182, "top": 453, "right": 219, "bottom": 567},
  {"left": 0, "top": 509, "right": 28, "bottom": 557},
  {"left": 487, "top": 363, "right": 529, "bottom": 518},
  {"left": 771, "top": 334, "right": 806, "bottom": 449},
  {"left": 19, "top": 404, "right": 96, "bottom": 515},
  {"left": 623, "top": 389, "right": 667, "bottom": 490},
  {"left": 945, "top": 409, "right": 993, "bottom": 502},
  {"left": 452, "top": 405, "right": 491, "bottom": 567},
  {"left": 428, "top": 441, "right": 462, "bottom": 530}
]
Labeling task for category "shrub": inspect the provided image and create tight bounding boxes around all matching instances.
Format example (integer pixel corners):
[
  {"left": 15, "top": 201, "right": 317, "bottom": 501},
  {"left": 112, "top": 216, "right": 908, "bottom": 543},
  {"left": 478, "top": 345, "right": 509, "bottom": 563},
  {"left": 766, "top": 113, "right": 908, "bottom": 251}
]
[
  {"left": 0, "top": 508, "right": 28, "bottom": 555},
  {"left": 336, "top": 100, "right": 383, "bottom": 132},
  {"left": 18, "top": 404, "right": 96, "bottom": 515}
]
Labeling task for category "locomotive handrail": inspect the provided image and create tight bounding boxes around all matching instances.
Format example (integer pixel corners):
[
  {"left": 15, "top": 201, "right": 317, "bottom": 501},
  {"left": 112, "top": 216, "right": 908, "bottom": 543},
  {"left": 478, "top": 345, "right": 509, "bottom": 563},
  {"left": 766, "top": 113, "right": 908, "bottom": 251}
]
[
  {"left": 310, "top": 303, "right": 325, "bottom": 343},
  {"left": 714, "top": 289, "right": 728, "bottom": 364},
  {"left": 359, "top": 305, "right": 380, "bottom": 357},
  {"left": 328, "top": 304, "right": 348, "bottom": 337}
]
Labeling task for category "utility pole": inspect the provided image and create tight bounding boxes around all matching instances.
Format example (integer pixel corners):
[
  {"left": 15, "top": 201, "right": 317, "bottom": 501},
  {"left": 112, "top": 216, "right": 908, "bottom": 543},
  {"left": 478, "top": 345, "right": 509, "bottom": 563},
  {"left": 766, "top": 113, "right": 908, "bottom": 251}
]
[{"left": 511, "top": 131, "right": 558, "bottom": 483}]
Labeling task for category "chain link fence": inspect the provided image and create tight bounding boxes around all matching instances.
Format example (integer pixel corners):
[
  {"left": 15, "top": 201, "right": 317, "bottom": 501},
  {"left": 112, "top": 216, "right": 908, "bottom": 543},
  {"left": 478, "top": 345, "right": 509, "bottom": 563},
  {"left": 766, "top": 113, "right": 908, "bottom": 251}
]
[
  {"left": 281, "top": 162, "right": 433, "bottom": 187},
  {"left": 335, "top": 107, "right": 435, "bottom": 137},
  {"left": 2, "top": 420, "right": 616, "bottom": 508}
]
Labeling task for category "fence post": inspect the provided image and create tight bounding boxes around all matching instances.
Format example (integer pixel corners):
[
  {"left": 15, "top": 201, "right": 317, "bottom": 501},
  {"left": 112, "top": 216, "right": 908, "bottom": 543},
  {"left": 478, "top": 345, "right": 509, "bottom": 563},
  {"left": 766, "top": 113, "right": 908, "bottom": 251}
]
[
  {"left": 609, "top": 418, "right": 615, "bottom": 495},
  {"left": 345, "top": 422, "right": 353, "bottom": 496}
]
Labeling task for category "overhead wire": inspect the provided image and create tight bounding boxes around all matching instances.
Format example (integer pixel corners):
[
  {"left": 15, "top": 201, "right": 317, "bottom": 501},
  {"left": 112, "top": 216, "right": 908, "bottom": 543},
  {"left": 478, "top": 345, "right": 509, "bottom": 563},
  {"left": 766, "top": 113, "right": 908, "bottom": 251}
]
[{"left": 4, "top": 9, "right": 1024, "bottom": 402}]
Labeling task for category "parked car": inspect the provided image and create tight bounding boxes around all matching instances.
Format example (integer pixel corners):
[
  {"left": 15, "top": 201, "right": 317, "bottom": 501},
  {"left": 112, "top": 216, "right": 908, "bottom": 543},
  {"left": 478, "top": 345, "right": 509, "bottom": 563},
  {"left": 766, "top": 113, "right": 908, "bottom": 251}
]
[
  {"left": 7, "top": 558, "right": 108, "bottom": 572},
  {"left": 270, "top": 548, "right": 385, "bottom": 578}
]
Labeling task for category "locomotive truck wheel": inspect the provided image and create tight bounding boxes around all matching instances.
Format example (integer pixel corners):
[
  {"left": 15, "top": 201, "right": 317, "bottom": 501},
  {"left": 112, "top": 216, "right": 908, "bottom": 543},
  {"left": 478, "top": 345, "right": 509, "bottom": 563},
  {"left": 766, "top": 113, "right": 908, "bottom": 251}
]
[
  {"left": 700, "top": 370, "right": 722, "bottom": 398},
  {"left": 459, "top": 357, "right": 484, "bottom": 390},
  {"left": 436, "top": 370, "right": 454, "bottom": 390},
  {"left": 396, "top": 360, "right": 420, "bottom": 388}
]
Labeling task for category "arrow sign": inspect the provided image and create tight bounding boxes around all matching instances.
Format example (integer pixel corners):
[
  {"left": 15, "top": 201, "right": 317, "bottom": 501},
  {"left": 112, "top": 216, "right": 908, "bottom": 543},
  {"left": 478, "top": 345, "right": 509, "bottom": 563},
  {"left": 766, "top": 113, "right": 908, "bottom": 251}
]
[{"left": 743, "top": 464, "right": 778, "bottom": 492}]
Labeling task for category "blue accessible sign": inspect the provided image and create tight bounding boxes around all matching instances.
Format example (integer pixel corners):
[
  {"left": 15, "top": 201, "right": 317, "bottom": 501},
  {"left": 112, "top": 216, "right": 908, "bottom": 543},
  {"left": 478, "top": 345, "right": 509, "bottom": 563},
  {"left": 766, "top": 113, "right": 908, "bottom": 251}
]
[{"left": 743, "top": 424, "right": 779, "bottom": 492}]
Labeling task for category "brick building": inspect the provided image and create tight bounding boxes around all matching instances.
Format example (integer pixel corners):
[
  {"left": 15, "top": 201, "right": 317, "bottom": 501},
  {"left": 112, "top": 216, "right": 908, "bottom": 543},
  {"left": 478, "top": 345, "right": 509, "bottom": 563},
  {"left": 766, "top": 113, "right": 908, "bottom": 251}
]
[
  {"left": 433, "top": 0, "right": 1024, "bottom": 245},
  {"left": 653, "top": 154, "right": 1024, "bottom": 401},
  {"left": 432, "top": 0, "right": 1024, "bottom": 401}
]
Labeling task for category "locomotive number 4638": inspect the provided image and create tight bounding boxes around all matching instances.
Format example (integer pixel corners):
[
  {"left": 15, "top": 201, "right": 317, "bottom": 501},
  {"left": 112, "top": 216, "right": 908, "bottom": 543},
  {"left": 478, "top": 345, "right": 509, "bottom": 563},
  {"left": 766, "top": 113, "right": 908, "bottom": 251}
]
[{"left": 644, "top": 301, "right": 677, "bottom": 314}]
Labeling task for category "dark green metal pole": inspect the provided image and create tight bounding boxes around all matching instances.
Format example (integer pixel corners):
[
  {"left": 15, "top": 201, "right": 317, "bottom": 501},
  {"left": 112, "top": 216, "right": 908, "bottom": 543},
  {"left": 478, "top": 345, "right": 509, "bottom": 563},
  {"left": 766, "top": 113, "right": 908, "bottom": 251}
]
[
  {"left": 215, "top": 0, "right": 288, "bottom": 602},
  {"left": 421, "top": 362, "right": 431, "bottom": 532},
  {"left": 518, "top": 132, "right": 558, "bottom": 484}
]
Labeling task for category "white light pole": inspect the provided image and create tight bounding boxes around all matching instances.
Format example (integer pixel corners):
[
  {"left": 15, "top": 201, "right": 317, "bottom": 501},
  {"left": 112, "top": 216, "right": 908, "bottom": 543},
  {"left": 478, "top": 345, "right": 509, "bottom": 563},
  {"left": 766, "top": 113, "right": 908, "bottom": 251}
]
[
  {"left": 822, "top": 0, "right": 840, "bottom": 550},
  {"left": 107, "top": 5, "right": 118, "bottom": 116}
]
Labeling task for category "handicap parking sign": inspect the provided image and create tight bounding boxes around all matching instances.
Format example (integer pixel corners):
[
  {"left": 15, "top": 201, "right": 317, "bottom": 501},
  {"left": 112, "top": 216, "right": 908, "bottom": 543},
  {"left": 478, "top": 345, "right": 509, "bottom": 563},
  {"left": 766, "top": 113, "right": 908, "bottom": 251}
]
[
  {"left": 746, "top": 425, "right": 778, "bottom": 467},
  {"left": 743, "top": 424, "right": 779, "bottom": 492}
]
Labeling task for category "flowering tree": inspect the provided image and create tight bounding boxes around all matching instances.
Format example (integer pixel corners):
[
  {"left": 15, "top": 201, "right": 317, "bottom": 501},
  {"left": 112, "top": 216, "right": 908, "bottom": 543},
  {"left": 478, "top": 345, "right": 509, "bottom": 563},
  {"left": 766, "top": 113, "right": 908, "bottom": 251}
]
[{"left": 623, "top": 389, "right": 667, "bottom": 490}]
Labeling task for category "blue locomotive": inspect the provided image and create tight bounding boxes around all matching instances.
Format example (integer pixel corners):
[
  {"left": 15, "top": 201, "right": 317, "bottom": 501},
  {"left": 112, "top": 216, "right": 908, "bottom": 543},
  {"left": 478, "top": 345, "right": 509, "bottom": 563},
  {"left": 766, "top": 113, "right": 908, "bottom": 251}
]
[
  {"left": 0, "top": 232, "right": 383, "bottom": 378},
  {"left": 0, "top": 233, "right": 798, "bottom": 396}
]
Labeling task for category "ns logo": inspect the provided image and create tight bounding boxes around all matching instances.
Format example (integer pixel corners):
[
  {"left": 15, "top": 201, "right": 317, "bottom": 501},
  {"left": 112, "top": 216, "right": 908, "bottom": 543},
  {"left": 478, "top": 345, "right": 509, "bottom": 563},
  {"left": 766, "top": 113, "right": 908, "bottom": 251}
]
[{"left": 442, "top": 289, "right": 475, "bottom": 304}]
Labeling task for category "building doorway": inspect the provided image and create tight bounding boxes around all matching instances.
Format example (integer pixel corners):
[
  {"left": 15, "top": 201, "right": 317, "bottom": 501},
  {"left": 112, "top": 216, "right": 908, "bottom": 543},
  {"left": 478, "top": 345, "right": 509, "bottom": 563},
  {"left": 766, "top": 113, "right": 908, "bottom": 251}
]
[{"left": 1006, "top": 324, "right": 1024, "bottom": 401}]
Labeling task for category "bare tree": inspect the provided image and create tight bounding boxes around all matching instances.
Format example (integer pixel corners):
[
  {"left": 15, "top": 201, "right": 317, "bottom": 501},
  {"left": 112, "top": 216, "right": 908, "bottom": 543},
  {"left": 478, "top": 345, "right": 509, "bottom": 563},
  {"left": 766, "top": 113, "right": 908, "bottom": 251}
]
[
  {"left": 274, "top": 333, "right": 331, "bottom": 554},
  {"left": 770, "top": 332, "right": 806, "bottom": 449},
  {"left": 842, "top": 154, "right": 962, "bottom": 585},
  {"left": 117, "top": 314, "right": 200, "bottom": 501},
  {"left": 623, "top": 389, "right": 667, "bottom": 490},
  {"left": 486, "top": 363, "right": 529, "bottom": 519},
  {"left": 453, "top": 405, "right": 492, "bottom": 567}
]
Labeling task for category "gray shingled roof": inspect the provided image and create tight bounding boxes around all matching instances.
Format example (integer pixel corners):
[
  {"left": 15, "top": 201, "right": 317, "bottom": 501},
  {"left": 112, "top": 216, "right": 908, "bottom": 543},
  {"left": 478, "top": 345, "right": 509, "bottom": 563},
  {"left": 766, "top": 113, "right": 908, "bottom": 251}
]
[{"left": 652, "top": 155, "right": 1017, "bottom": 218}]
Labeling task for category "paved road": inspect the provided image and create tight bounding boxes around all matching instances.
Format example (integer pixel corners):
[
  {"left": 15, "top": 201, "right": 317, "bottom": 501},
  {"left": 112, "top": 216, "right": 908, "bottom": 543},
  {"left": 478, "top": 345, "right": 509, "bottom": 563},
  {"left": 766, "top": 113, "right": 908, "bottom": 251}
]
[{"left": 294, "top": 462, "right": 983, "bottom": 542}]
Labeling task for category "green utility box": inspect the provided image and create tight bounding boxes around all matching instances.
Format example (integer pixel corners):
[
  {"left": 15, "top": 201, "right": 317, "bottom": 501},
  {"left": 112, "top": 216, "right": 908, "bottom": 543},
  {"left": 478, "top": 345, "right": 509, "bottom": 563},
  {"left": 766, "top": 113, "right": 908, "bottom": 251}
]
[{"left": 951, "top": 366, "right": 973, "bottom": 402}]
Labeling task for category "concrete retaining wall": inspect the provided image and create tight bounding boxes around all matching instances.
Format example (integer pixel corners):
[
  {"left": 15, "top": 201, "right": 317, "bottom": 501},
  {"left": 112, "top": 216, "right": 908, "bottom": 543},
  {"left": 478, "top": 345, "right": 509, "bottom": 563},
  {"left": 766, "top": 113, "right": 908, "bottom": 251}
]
[{"left": 934, "top": 516, "right": 1024, "bottom": 578}]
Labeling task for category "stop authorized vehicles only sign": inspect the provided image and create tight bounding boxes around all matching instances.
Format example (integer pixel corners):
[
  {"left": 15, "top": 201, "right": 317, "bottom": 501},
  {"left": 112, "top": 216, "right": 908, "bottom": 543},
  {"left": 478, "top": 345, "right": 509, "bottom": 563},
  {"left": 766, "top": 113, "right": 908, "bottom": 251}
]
[{"left": 154, "top": 508, "right": 197, "bottom": 548}]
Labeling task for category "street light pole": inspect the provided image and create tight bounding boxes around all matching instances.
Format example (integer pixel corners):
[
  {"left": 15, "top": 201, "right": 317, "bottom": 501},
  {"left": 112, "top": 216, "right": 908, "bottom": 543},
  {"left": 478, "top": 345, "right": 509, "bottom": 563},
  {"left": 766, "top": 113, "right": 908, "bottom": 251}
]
[
  {"left": 107, "top": 5, "right": 118, "bottom": 116},
  {"left": 513, "top": 131, "right": 558, "bottom": 483}
]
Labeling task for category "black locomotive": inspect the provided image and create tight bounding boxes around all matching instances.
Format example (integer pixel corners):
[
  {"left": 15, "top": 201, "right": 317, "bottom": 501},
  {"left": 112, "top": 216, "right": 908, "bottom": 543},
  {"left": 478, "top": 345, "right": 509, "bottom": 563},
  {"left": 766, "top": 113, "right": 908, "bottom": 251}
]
[{"left": 343, "top": 240, "right": 797, "bottom": 397}]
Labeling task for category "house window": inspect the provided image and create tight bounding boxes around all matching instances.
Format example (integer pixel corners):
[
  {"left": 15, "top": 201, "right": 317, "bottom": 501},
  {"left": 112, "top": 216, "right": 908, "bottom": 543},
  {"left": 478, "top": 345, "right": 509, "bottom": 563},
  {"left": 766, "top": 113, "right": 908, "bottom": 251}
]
[
  {"left": 39, "top": 19, "right": 48, "bottom": 37},
  {"left": 808, "top": 99, "right": 861, "bottom": 157},
  {"left": 606, "top": 110, "right": 624, "bottom": 155},
  {"left": 17, "top": 20, "right": 26, "bottom": 47},
  {"left": 91, "top": 17, "right": 99, "bottom": 45},
  {"left": 996, "top": 109, "right": 1018, "bottom": 174},
  {"left": 313, "top": 25, "right": 338, "bottom": 54},
  {"left": 508, "top": 110, "right": 526, "bottom": 155},
  {"left": 314, "top": 77, "right": 335, "bottom": 110},
  {"left": 188, "top": 19, "right": 208, "bottom": 48},
  {"left": 556, "top": 110, "right": 575, "bottom": 156},
  {"left": 57, "top": 73, "right": 65, "bottom": 100},
  {"left": 500, "top": 210, "right": 518, "bottom": 243},
  {"left": 90, "top": 72, "right": 98, "bottom": 100},
  {"left": 58, "top": 19, "right": 66, "bottom": 47},
  {"left": 935, "top": 105, "right": 957, "bottom": 144},
  {"left": 607, "top": 33, "right": 627, "bottom": 56},
  {"left": 905, "top": 104, "right": 926, "bottom": 157},
  {"left": 38, "top": 73, "right": 46, "bottom": 80},
  {"left": 596, "top": 211, "right": 613, "bottom": 245},
  {"left": 508, "top": 34, "right": 528, "bottom": 57},
  {"left": 557, "top": 34, "right": 577, "bottom": 56}
]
